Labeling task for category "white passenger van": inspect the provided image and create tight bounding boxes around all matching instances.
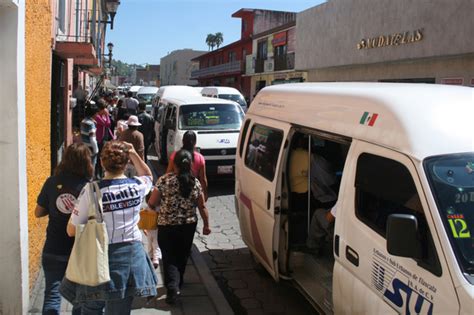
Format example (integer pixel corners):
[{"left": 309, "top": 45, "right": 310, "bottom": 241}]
[
  {"left": 201, "top": 86, "right": 247, "bottom": 112},
  {"left": 157, "top": 95, "right": 244, "bottom": 176},
  {"left": 151, "top": 86, "right": 202, "bottom": 159},
  {"left": 136, "top": 86, "right": 159, "bottom": 113},
  {"left": 128, "top": 85, "right": 142, "bottom": 97},
  {"left": 235, "top": 83, "right": 473, "bottom": 314}
]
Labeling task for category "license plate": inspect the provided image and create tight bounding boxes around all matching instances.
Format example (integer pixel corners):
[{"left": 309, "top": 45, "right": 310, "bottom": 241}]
[{"left": 217, "top": 165, "right": 233, "bottom": 174}]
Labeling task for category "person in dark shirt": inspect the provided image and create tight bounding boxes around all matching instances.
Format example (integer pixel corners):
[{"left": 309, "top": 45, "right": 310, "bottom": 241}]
[
  {"left": 137, "top": 102, "right": 155, "bottom": 163},
  {"left": 35, "top": 143, "right": 93, "bottom": 315}
]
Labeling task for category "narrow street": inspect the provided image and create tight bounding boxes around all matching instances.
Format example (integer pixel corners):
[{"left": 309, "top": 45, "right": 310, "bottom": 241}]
[
  {"left": 195, "top": 183, "right": 318, "bottom": 315},
  {"left": 149, "top": 149, "right": 317, "bottom": 315}
]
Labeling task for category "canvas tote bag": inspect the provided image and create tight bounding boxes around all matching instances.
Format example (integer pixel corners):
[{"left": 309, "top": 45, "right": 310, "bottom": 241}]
[{"left": 65, "top": 181, "right": 110, "bottom": 286}]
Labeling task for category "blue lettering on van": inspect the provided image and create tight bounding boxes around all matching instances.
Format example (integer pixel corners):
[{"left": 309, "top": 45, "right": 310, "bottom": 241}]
[
  {"left": 217, "top": 139, "right": 230, "bottom": 144},
  {"left": 384, "top": 278, "right": 433, "bottom": 315}
]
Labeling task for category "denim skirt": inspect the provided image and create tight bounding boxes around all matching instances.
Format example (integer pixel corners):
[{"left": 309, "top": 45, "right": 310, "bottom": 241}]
[{"left": 60, "top": 241, "right": 158, "bottom": 302}]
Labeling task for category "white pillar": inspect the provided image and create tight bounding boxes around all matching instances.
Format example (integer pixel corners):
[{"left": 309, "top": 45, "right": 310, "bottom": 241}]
[{"left": 0, "top": 0, "right": 29, "bottom": 313}]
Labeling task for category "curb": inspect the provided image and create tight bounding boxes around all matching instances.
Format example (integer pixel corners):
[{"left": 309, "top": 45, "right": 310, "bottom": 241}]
[{"left": 190, "top": 244, "right": 234, "bottom": 314}]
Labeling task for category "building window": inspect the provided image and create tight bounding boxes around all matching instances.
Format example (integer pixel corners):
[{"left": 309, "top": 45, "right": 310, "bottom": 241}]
[
  {"left": 229, "top": 51, "right": 237, "bottom": 62},
  {"left": 274, "top": 45, "right": 287, "bottom": 57},
  {"left": 257, "top": 40, "right": 267, "bottom": 60},
  {"left": 58, "top": 0, "right": 66, "bottom": 33}
]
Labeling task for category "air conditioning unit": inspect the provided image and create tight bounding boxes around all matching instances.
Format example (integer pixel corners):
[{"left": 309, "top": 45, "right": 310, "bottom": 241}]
[{"left": 264, "top": 60, "right": 274, "bottom": 72}]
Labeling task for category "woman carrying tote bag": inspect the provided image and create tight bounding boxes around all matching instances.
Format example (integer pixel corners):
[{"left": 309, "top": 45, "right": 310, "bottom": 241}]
[{"left": 60, "top": 141, "right": 157, "bottom": 315}]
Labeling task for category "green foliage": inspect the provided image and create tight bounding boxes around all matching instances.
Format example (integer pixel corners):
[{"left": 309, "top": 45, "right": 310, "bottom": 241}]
[
  {"left": 111, "top": 59, "right": 141, "bottom": 77},
  {"left": 205, "top": 32, "right": 224, "bottom": 51}
]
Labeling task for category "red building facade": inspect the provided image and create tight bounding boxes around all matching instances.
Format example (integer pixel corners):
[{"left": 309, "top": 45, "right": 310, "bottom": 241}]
[{"left": 191, "top": 9, "right": 296, "bottom": 100}]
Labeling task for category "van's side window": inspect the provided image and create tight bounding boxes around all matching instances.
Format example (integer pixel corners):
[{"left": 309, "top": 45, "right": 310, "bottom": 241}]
[
  {"left": 156, "top": 103, "right": 165, "bottom": 122},
  {"left": 169, "top": 107, "right": 177, "bottom": 129},
  {"left": 355, "top": 153, "right": 441, "bottom": 275},
  {"left": 245, "top": 124, "right": 283, "bottom": 181},
  {"left": 239, "top": 119, "right": 251, "bottom": 158}
]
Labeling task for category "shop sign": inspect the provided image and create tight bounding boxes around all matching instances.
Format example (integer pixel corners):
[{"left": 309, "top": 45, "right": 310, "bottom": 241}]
[
  {"left": 272, "top": 31, "right": 287, "bottom": 47},
  {"left": 288, "top": 72, "right": 305, "bottom": 79},
  {"left": 357, "top": 29, "right": 423, "bottom": 50},
  {"left": 441, "top": 77, "right": 464, "bottom": 85},
  {"left": 273, "top": 73, "right": 287, "bottom": 80}
]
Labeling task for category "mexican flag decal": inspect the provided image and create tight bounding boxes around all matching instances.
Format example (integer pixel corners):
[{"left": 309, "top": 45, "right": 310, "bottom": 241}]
[{"left": 360, "top": 112, "right": 379, "bottom": 126}]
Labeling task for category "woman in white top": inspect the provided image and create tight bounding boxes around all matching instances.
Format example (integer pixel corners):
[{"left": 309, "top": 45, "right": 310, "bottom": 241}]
[{"left": 60, "top": 141, "right": 157, "bottom": 315}]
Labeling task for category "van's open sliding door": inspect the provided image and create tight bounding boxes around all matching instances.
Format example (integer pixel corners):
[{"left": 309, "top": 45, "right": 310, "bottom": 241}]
[{"left": 236, "top": 118, "right": 290, "bottom": 280}]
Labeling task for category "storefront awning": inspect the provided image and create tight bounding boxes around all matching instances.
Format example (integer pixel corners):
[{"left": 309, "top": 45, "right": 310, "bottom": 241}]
[
  {"left": 272, "top": 31, "right": 287, "bottom": 47},
  {"left": 87, "top": 66, "right": 103, "bottom": 76},
  {"left": 54, "top": 42, "right": 98, "bottom": 66}
]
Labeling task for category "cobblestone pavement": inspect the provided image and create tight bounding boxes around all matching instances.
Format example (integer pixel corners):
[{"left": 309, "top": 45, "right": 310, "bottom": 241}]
[
  {"left": 148, "top": 148, "right": 317, "bottom": 315},
  {"left": 194, "top": 181, "right": 318, "bottom": 315}
]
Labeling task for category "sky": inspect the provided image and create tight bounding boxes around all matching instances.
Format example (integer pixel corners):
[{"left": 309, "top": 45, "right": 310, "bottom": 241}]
[{"left": 107, "top": 0, "right": 325, "bottom": 65}]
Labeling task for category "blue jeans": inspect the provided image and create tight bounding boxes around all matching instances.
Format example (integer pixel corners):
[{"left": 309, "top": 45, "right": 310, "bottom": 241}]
[
  {"left": 42, "top": 253, "right": 81, "bottom": 315},
  {"left": 80, "top": 297, "right": 133, "bottom": 315},
  {"left": 60, "top": 242, "right": 157, "bottom": 305}
]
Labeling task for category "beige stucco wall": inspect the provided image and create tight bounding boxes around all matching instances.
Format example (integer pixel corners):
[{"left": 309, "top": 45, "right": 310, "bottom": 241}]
[
  {"left": 25, "top": 0, "right": 52, "bottom": 289},
  {"left": 296, "top": 0, "right": 474, "bottom": 70},
  {"left": 160, "top": 49, "right": 206, "bottom": 86},
  {"left": 307, "top": 54, "right": 474, "bottom": 86}
]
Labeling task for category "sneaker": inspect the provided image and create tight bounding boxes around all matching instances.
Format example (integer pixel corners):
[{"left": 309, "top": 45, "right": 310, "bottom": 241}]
[{"left": 165, "top": 290, "right": 179, "bottom": 305}]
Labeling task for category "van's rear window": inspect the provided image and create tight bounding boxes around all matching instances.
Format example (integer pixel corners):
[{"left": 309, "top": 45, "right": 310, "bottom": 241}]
[{"left": 178, "top": 104, "right": 243, "bottom": 130}]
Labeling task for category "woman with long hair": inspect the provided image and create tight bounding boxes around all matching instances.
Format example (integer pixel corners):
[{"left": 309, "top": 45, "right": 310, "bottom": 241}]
[
  {"left": 61, "top": 141, "right": 157, "bottom": 314},
  {"left": 166, "top": 130, "right": 208, "bottom": 200},
  {"left": 148, "top": 149, "right": 211, "bottom": 304},
  {"left": 35, "top": 143, "right": 93, "bottom": 315},
  {"left": 94, "top": 99, "right": 113, "bottom": 178}
]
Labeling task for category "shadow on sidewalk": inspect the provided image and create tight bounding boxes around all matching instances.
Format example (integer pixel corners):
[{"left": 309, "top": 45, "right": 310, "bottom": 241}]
[{"left": 197, "top": 246, "right": 319, "bottom": 315}]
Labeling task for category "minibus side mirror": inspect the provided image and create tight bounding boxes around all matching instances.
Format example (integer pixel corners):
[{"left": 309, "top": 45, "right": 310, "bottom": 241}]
[{"left": 386, "top": 214, "right": 422, "bottom": 259}]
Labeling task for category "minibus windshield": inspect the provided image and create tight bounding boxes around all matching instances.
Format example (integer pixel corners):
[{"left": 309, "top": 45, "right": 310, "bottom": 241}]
[
  {"left": 218, "top": 94, "right": 247, "bottom": 107},
  {"left": 137, "top": 94, "right": 154, "bottom": 104},
  {"left": 179, "top": 104, "right": 244, "bottom": 130},
  {"left": 424, "top": 153, "right": 474, "bottom": 275}
]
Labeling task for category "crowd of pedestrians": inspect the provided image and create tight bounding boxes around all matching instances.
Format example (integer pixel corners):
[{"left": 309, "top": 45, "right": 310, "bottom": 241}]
[{"left": 36, "top": 89, "right": 211, "bottom": 314}]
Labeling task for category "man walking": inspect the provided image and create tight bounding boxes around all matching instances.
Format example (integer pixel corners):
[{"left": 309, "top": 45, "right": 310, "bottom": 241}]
[
  {"left": 73, "top": 84, "right": 88, "bottom": 128},
  {"left": 124, "top": 91, "right": 139, "bottom": 115},
  {"left": 119, "top": 115, "right": 144, "bottom": 176},
  {"left": 137, "top": 102, "right": 155, "bottom": 163},
  {"left": 80, "top": 103, "right": 99, "bottom": 172}
]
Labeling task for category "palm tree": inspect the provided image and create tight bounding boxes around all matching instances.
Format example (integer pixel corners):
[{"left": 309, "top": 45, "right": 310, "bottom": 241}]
[
  {"left": 215, "top": 32, "right": 224, "bottom": 48},
  {"left": 206, "top": 34, "right": 215, "bottom": 51}
]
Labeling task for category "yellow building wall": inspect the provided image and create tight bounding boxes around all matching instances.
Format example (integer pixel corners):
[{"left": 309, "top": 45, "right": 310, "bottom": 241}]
[{"left": 25, "top": 0, "right": 52, "bottom": 289}]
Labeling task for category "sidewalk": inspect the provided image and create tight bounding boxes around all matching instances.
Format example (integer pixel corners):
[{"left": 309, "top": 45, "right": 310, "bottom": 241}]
[{"left": 28, "top": 245, "right": 233, "bottom": 314}]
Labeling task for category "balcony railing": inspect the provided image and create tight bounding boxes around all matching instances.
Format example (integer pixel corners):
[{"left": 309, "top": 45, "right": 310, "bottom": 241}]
[
  {"left": 274, "top": 53, "right": 295, "bottom": 72},
  {"left": 56, "top": 9, "right": 94, "bottom": 43},
  {"left": 191, "top": 60, "right": 242, "bottom": 79}
]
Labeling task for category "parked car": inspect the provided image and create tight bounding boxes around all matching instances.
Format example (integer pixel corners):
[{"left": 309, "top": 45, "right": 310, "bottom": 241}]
[
  {"left": 201, "top": 86, "right": 247, "bottom": 112},
  {"left": 235, "top": 82, "right": 474, "bottom": 314},
  {"left": 129, "top": 85, "right": 142, "bottom": 97},
  {"left": 151, "top": 85, "right": 202, "bottom": 158},
  {"left": 156, "top": 94, "right": 244, "bottom": 177}
]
